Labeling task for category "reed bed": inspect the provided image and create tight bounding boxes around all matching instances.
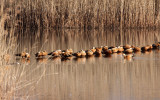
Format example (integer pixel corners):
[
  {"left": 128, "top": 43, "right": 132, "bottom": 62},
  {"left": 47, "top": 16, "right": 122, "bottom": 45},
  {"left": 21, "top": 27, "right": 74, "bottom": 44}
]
[
  {"left": 0, "top": 0, "right": 160, "bottom": 30},
  {"left": 0, "top": 13, "right": 46, "bottom": 99}
]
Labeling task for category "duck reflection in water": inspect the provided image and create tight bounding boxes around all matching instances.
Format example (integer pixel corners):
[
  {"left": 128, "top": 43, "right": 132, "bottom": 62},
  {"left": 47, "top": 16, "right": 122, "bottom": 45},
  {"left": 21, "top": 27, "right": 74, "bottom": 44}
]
[
  {"left": 36, "top": 58, "right": 48, "bottom": 63},
  {"left": 123, "top": 54, "right": 134, "bottom": 61},
  {"left": 61, "top": 56, "right": 73, "bottom": 61},
  {"left": 73, "top": 57, "right": 86, "bottom": 64},
  {"left": 86, "top": 55, "right": 95, "bottom": 63},
  {"left": 16, "top": 58, "right": 30, "bottom": 64}
]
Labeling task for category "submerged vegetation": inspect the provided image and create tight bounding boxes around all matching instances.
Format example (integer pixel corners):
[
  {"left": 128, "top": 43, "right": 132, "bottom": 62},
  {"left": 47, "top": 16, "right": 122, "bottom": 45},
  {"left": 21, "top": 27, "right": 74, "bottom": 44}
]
[{"left": 0, "top": 0, "right": 160, "bottom": 30}]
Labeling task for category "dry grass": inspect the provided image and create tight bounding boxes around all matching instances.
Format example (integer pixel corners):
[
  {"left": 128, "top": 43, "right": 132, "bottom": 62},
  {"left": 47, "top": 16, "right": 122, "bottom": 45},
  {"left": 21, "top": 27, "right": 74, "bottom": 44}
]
[
  {"left": 0, "top": 12, "right": 46, "bottom": 99},
  {"left": 0, "top": 0, "right": 160, "bottom": 30}
]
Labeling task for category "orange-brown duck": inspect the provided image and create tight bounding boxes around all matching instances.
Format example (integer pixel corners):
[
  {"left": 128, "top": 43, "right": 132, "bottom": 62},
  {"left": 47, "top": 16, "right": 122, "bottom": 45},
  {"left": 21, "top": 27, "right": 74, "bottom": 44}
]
[
  {"left": 56, "top": 50, "right": 62, "bottom": 55},
  {"left": 124, "top": 48, "right": 133, "bottom": 54},
  {"left": 80, "top": 50, "right": 86, "bottom": 57},
  {"left": 68, "top": 48, "right": 73, "bottom": 54},
  {"left": 112, "top": 47, "right": 118, "bottom": 53},
  {"left": 91, "top": 47, "right": 96, "bottom": 53},
  {"left": 73, "top": 52, "right": 82, "bottom": 58},
  {"left": 25, "top": 53, "right": 30, "bottom": 59},
  {"left": 61, "top": 51, "right": 73, "bottom": 61},
  {"left": 86, "top": 50, "right": 94, "bottom": 56},
  {"left": 117, "top": 46, "right": 124, "bottom": 52},
  {"left": 61, "top": 51, "right": 72, "bottom": 57},
  {"left": 148, "top": 45, "right": 153, "bottom": 50},
  {"left": 108, "top": 46, "right": 116, "bottom": 49},
  {"left": 123, "top": 44, "right": 131, "bottom": 50},
  {"left": 95, "top": 48, "right": 102, "bottom": 55},
  {"left": 152, "top": 43, "right": 160, "bottom": 49},
  {"left": 62, "top": 49, "right": 72, "bottom": 54},
  {"left": 141, "top": 45, "right": 152, "bottom": 51},
  {"left": 133, "top": 46, "right": 141, "bottom": 52},
  {"left": 35, "top": 51, "right": 43, "bottom": 58},
  {"left": 49, "top": 50, "right": 61, "bottom": 57},
  {"left": 102, "top": 46, "right": 108, "bottom": 53},
  {"left": 96, "top": 46, "right": 103, "bottom": 51},
  {"left": 104, "top": 49, "right": 112, "bottom": 55},
  {"left": 131, "top": 45, "right": 135, "bottom": 48},
  {"left": 42, "top": 51, "right": 48, "bottom": 56}
]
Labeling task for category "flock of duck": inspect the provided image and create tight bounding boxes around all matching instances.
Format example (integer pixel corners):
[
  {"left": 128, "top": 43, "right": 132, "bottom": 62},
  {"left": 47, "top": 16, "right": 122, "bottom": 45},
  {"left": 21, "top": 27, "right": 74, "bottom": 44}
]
[{"left": 15, "top": 42, "right": 160, "bottom": 62}]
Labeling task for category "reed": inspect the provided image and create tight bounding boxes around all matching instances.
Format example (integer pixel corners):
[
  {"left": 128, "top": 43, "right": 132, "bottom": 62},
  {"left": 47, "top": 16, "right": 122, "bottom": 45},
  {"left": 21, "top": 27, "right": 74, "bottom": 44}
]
[
  {"left": 0, "top": 11, "right": 47, "bottom": 99},
  {"left": 0, "top": 0, "right": 160, "bottom": 30}
]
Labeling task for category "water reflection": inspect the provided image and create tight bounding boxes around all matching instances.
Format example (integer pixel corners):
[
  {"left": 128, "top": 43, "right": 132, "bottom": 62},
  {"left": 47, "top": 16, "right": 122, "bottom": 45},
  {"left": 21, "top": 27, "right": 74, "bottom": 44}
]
[
  {"left": 12, "top": 29, "right": 160, "bottom": 100},
  {"left": 15, "top": 29, "right": 160, "bottom": 53}
]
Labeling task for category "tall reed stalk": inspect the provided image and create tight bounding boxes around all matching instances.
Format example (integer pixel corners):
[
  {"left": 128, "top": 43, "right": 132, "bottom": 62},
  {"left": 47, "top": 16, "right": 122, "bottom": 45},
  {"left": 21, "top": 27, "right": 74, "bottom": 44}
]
[{"left": 0, "top": 0, "right": 160, "bottom": 30}]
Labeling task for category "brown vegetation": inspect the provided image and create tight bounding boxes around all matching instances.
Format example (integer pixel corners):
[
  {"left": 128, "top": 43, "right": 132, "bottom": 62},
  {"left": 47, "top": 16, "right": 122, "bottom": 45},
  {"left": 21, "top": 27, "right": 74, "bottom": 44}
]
[{"left": 0, "top": 0, "right": 160, "bottom": 30}]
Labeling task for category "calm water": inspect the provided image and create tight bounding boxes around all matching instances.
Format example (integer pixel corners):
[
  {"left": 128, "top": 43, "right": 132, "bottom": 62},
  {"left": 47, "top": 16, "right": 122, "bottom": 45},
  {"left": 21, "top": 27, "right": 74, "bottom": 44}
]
[{"left": 12, "top": 29, "right": 160, "bottom": 100}]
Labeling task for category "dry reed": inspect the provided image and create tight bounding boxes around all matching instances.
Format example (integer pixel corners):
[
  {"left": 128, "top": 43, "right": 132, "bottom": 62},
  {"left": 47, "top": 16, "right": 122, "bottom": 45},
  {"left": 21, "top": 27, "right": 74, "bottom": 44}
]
[
  {"left": 0, "top": 0, "right": 160, "bottom": 30},
  {"left": 0, "top": 10, "right": 46, "bottom": 99}
]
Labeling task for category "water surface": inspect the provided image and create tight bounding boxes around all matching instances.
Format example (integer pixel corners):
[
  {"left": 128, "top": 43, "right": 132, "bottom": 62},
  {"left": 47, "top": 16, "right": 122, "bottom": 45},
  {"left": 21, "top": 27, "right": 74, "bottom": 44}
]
[{"left": 12, "top": 29, "right": 160, "bottom": 100}]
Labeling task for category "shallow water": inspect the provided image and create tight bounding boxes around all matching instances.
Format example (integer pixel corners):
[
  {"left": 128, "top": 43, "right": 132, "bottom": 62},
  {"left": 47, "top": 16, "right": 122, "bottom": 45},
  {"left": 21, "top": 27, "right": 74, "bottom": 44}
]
[{"left": 12, "top": 29, "right": 160, "bottom": 100}]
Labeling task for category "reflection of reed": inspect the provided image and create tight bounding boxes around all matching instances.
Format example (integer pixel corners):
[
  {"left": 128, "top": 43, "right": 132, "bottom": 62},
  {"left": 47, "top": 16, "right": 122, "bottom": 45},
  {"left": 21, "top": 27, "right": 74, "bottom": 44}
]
[
  {"left": 16, "top": 29, "right": 160, "bottom": 54},
  {"left": 21, "top": 55, "right": 160, "bottom": 100}
]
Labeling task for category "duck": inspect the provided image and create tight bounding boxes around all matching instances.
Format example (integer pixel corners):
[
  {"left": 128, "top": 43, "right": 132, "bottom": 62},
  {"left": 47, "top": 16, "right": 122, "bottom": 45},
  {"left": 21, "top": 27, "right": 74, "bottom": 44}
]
[
  {"left": 133, "top": 46, "right": 141, "bottom": 52},
  {"left": 95, "top": 48, "right": 102, "bottom": 55},
  {"left": 49, "top": 50, "right": 61, "bottom": 57},
  {"left": 95, "top": 46, "right": 103, "bottom": 52},
  {"left": 73, "top": 52, "right": 82, "bottom": 58},
  {"left": 123, "top": 44, "right": 131, "bottom": 50},
  {"left": 61, "top": 52, "right": 73, "bottom": 61},
  {"left": 112, "top": 47, "right": 118, "bottom": 53},
  {"left": 62, "top": 49, "right": 72, "bottom": 54},
  {"left": 104, "top": 49, "right": 112, "bottom": 55},
  {"left": 117, "top": 46, "right": 124, "bottom": 52},
  {"left": 91, "top": 47, "right": 96, "bottom": 53},
  {"left": 61, "top": 51, "right": 72, "bottom": 58},
  {"left": 86, "top": 50, "right": 94, "bottom": 56},
  {"left": 80, "top": 50, "right": 86, "bottom": 57},
  {"left": 124, "top": 48, "right": 133, "bottom": 54},
  {"left": 131, "top": 45, "right": 135, "bottom": 49},
  {"left": 35, "top": 51, "right": 43, "bottom": 58},
  {"left": 141, "top": 45, "right": 152, "bottom": 51},
  {"left": 148, "top": 45, "right": 153, "bottom": 50},
  {"left": 152, "top": 43, "right": 160, "bottom": 49},
  {"left": 68, "top": 48, "right": 73, "bottom": 54},
  {"left": 56, "top": 50, "right": 62, "bottom": 55},
  {"left": 108, "top": 46, "right": 116, "bottom": 49},
  {"left": 15, "top": 52, "right": 26, "bottom": 58},
  {"left": 25, "top": 53, "right": 30, "bottom": 59},
  {"left": 42, "top": 51, "right": 48, "bottom": 56},
  {"left": 102, "top": 46, "right": 108, "bottom": 53}
]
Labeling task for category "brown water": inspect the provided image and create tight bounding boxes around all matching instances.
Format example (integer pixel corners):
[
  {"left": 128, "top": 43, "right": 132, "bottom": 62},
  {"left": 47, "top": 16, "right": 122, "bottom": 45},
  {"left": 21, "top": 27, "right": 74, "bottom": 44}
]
[{"left": 12, "top": 29, "right": 160, "bottom": 100}]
